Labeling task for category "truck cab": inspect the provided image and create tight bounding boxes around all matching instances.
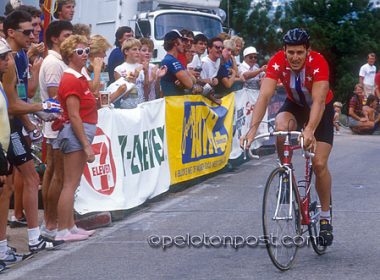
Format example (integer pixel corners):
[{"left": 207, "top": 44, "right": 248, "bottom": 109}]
[{"left": 73, "top": 0, "right": 224, "bottom": 63}]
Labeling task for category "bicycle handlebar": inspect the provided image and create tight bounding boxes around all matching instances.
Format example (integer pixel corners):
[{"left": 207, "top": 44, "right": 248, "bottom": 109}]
[{"left": 245, "top": 130, "right": 315, "bottom": 160}]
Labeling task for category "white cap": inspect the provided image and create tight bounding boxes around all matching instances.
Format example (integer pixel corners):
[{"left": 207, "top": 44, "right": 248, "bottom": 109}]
[
  {"left": 243, "top": 46, "right": 257, "bottom": 57},
  {"left": 0, "top": 38, "right": 11, "bottom": 55}
]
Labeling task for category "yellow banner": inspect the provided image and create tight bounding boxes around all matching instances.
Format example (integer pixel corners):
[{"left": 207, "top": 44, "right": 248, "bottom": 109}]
[{"left": 166, "top": 94, "right": 235, "bottom": 184}]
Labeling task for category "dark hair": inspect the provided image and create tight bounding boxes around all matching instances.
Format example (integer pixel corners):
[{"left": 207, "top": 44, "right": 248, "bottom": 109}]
[
  {"left": 114, "top": 26, "right": 133, "bottom": 47},
  {"left": 16, "top": 5, "right": 42, "bottom": 17},
  {"left": 0, "top": 16, "right": 5, "bottom": 24},
  {"left": 194, "top": 34, "right": 208, "bottom": 44},
  {"left": 3, "top": 10, "right": 32, "bottom": 38},
  {"left": 163, "top": 38, "right": 178, "bottom": 52},
  {"left": 179, "top": 29, "right": 194, "bottom": 38},
  {"left": 207, "top": 37, "right": 222, "bottom": 49},
  {"left": 365, "top": 94, "right": 379, "bottom": 106},
  {"left": 45, "top": 20, "right": 73, "bottom": 49}
]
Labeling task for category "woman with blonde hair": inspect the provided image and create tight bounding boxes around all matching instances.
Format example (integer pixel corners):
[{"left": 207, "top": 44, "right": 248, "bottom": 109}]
[
  {"left": 82, "top": 34, "right": 128, "bottom": 103},
  {"left": 56, "top": 35, "right": 97, "bottom": 241}
]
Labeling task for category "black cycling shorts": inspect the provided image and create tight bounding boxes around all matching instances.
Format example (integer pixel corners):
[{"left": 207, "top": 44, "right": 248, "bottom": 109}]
[
  {"left": 277, "top": 98, "right": 334, "bottom": 145},
  {"left": 7, "top": 119, "right": 33, "bottom": 167}
]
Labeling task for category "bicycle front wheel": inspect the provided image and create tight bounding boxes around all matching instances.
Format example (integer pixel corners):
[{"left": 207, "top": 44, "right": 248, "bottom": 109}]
[{"left": 262, "top": 167, "right": 301, "bottom": 271}]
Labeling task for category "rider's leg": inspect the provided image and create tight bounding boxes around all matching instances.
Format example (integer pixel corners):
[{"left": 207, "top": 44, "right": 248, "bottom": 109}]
[{"left": 312, "top": 141, "right": 332, "bottom": 212}]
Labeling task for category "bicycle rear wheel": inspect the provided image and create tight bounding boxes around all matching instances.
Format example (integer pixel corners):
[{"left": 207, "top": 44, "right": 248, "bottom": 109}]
[
  {"left": 307, "top": 178, "right": 332, "bottom": 255},
  {"left": 262, "top": 167, "right": 301, "bottom": 271}
]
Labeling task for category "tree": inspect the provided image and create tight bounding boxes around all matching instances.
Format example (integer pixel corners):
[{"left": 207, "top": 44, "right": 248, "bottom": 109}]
[{"left": 224, "top": 0, "right": 380, "bottom": 103}]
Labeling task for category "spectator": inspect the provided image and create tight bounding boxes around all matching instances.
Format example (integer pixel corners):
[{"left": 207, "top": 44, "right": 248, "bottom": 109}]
[
  {"left": 114, "top": 38, "right": 145, "bottom": 108},
  {"left": 200, "top": 37, "right": 222, "bottom": 88},
  {"left": 53, "top": 0, "right": 75, "bottom": 21},
  {"left": 2, "top": 10, "right": 63, "bottom": 254},
  {"left": 333, "top": 101, "right": 343, "bottom": 134},
  {"left": 0, "top": 16, "right": 5, "bottom": 38},
  {"left": 217, "top": 32, "right": 230, "bottom": 41},
  {"left": 238, "top": 46, "right": 267, "bottom": 94},
  {"left": 348, "top": 84, "right": 376, "bottom": 134},
  {"left": 83, "top": 34, "right": 127, "bottom": 103},
  {"left": 187, "top": 33, "right": 208, "bottom": 80},
  {"left": 363, "top": 94, "right": 380, "bottom": 124},
  {"left": 160, "top": 30, "right": 194, "bottom": 96},
  {"left": 214, "top": 39, "right": 237, "bottom": 97},
  {"left": 177, "top": 29, "right": 194, "bottom": 67},
  {"left": 231, "top": 35, "right": 244, "bottom": 66},
  {"left": 55, "top": 35, "right": 97, "bottom": 242},
  {"left": 38, "top": 20, "right": 73, "bottom": 240},
  {"left": 107, "top": 26, "right": 134, "bottom": 84},
  {"left": 359, "top": 53, "right": 376, "bottom": 98},
  {"left": 375, "top": 70, "right": 380, "bottom": 100},
  {"left": 72, "top": 23, "right": 91, "bottom": 39},
  {"left": 139, "top": 37, "right": 166, "bottom": 100}
]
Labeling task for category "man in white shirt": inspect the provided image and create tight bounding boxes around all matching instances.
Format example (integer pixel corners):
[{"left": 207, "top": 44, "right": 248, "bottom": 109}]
[
  {"left": 200, "top": 37, "right": 223, "bottom": 87},
  {"left": 38, "top": 20, "right": 73, "bottom": 240},
  {"left": 187, "top": 33, "right": 208, "bottom": 79},
  {"left": 359, "top": 53, "right": 376, "bottom": 97}
]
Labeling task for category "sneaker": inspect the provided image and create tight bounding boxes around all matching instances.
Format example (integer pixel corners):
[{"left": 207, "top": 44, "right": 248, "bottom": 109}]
[
  {"left": 0, "top": 251, "right": 32, "bottom": 268},
  {"left": 6, "top": 245, "right": 17, "bottom": 254},
  {"left": 29, "top": 235, "right": 65, "bottom": 253},
  {"left": 55, "top": 232, "right": 88, "bottom": 242},
  {"left": 71, "top": 227, "right": 96, "bottom": 237},
  {"left": 318, "top": 219, "right": 333, "bottom": 246},
  {"left": 9, "top": 215, "right": 28, "bottom": 228},
  {"left": 0, "top": 260, "right": 6, "bottom": 273}
]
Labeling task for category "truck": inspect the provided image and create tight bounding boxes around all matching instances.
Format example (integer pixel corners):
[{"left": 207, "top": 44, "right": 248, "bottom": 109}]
[{"left": 73, "top": 0, "right": 225, "bottom": 63}]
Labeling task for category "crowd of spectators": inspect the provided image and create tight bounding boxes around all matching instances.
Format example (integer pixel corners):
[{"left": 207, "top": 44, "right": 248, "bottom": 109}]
[{"left": 1, "top": 0, "right": 379, "bottom": 273}]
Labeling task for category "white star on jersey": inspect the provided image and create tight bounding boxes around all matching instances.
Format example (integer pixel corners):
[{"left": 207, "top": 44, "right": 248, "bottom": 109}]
[
  {"left": 309, "top": 56, "right": 313, "bottom": 63},
  {"left": 272, "top": 63, "right": 280, "bottom": 71},
  {"left": 313, "top": 68, "right": 319, "bottom": 75},
  {"left": 307, "top": 76, "right": 312, "bottom": 81}
]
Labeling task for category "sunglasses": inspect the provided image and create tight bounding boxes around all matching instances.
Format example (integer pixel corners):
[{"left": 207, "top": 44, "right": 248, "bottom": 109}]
[
  {"left": 0, "top": 52, "right": 8, "bottom": 60},
  {"left": 182, "top": 37, "right": 194, "bottom": 44},
  {"left": 213, "top": 45, "right": 223, "bottom": 50},
  {"left": 73, "top": 47, "right": 90, "bottom": 56},
  {"left": 248, "top": 55, "right": 258, "bottom": 59},
  {"left": 15, "top": 29, "right": 34, "bottom": 36}
]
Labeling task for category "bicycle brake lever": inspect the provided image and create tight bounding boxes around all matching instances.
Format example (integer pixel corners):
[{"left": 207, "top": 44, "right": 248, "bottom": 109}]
[{"left": 243, "top": 140, "right": 247, "bottom": 160}]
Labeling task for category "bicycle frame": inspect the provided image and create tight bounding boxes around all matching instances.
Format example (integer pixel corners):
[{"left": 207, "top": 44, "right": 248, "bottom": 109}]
[{"left": 251, "top": 131, "right": 315, "bottom": 226}]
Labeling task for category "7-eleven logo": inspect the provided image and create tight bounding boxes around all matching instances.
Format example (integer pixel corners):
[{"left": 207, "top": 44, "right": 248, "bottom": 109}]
[{"left": 83, "top": 127, "right": 117, "bottom": 195}]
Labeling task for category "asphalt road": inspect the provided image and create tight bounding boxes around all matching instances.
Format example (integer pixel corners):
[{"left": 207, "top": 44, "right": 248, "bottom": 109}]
[{"left": 3, "top": 132, "right": 380, "bottom": 280}]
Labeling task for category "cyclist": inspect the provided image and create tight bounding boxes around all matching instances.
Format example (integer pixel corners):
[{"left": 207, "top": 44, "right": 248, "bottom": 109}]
[{"left": 241, "top": 28, "right": 334, "bottom": 246}]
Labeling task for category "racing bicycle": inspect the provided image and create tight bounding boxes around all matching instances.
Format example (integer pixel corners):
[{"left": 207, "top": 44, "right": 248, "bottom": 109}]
[{"left": 248, "top": 131, "right": 332, "bottom": 271}]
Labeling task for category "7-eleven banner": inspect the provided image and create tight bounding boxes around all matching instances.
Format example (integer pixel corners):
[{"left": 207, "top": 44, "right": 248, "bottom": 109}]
[
  {"left": 166, "top": 94, "right": 234, "bottom": 184},
  {"left": 75, "top": 99, "right": 170, "bottom": 214}
]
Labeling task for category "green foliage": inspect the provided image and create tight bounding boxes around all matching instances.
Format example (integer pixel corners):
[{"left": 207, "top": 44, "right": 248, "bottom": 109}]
[{"left": 224, "top": 0, "right": 380, "bottom": 102}]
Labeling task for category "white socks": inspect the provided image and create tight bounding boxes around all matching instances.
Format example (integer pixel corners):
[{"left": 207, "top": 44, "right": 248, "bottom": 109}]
[
  {"left": 320, "top": 210, "right": 331, "bottom": 222},
  {"left": 28, "top": 227, "right": 41, "bottom": 245},
  {"left": 0, "top": 239, "right": 7, "bottom": 259}
]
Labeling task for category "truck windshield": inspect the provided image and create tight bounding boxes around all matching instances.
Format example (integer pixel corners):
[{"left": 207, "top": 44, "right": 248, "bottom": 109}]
[{"left": 155, "top": 13, "right": 223, "bottom": 40}]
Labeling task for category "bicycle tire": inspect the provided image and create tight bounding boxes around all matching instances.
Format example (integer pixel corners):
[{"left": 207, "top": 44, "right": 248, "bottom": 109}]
[
  {"left": 307, "top": 175, "right": 332, "bottom": 255},
  {"left": 262, "top": 167, "right": 301, "bottom": 271}
]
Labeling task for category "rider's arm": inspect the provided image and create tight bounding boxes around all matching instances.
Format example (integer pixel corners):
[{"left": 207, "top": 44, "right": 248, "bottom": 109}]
[{"left": 243, "top": 77, "right": 277, "bottom": 148}]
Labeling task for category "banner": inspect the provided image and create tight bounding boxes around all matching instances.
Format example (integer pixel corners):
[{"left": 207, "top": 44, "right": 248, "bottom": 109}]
[
  {"left": 166, "top": 94, "right": 234, "bottom": 184},
  {"left": 74, "top": 99, "right": 170, "bottom": 214},
  {"left": 230, "top": 88, "right": 269, "bottom": 159}
]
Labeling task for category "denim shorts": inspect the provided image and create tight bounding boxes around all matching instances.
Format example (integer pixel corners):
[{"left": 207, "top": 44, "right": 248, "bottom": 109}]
[
  {"left": 57, "top": 123, "right": 97, "bottom": 154},
  {"left": 46, "top": 137, "right": 60, "bottom": 150},
  {"left": 348, "top": 117, "right": 360, "bottom": 127}
]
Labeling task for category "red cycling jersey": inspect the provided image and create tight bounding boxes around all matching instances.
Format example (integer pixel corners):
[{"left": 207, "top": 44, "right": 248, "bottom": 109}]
[{"left": 266, "top": 50, "right": 333, "bottom": 106}]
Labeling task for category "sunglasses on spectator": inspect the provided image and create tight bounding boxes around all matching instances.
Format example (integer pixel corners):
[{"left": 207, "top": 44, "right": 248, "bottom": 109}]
[
  {"left": 248, "top": 55, "right": 258, "bottom": 59},
  {"left": 73, "top": 47, "right": 90, "bottom": 56},
  {"left": 0, "top": 53, "right": 9, "bottom": 60},
  {"left": 213, "top": 45, "right": 223, "bottom": 50},
  {"left": 182, "top": 37, "right": 194, "bottom": 44},
  {"left": 15, "top": 29, "right": 34, "bottom": 36}
]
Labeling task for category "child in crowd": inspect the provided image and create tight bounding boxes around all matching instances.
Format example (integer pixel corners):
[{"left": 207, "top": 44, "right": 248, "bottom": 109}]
[{"left": 333, "top": 101, "right": 342, "bottom": 134}]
